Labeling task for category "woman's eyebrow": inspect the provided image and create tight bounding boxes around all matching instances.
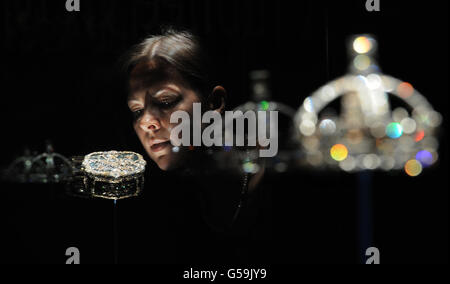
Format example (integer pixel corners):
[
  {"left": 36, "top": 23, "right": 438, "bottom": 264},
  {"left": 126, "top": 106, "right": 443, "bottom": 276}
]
[
  {"left": 128, "top": 84, "right": 182, "bottom": 104},
  {"left": 127, "top": 99, "right": 143, "bottom": 108},
  {"left": 154, "top": 89, "right": 177, "bottom": 97},
  {"left": 153, "top": 85, "right": 182, "bottom": 97}
]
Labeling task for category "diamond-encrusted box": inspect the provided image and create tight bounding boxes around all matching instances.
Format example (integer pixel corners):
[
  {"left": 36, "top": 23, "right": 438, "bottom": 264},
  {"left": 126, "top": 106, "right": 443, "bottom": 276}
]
[{"left": 82, "top": 151, "right": 146, "bottom": 200}]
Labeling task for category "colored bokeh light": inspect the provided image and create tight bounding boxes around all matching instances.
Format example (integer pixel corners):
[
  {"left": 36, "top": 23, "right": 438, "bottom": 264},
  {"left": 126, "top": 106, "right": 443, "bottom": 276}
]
[
  {"left": 353, "top": 36, "right": 372, "bottom": 54},
  {"left": 404, "top": 159, "right": 423, "bottom": 177},
  {"left": 397, "top": 82, "right": 414, "bottom": 99},
  {"left": 415, "top": 130, "right": 425, "bottom": 142},
  {"left": 243, "top": 161, "right": 259, "bottom": 174},
  {"left": 415, "top": 150, "right": 433, "bottom": 167},
  {"left": 386, "top": 123, "right": 403, "bottom": 139},
  {"left": 260, "top": 100, "right": 269, "bottom": 111},
  {"left": 330, "top": 144, "right": 348, "bottom": 161}
]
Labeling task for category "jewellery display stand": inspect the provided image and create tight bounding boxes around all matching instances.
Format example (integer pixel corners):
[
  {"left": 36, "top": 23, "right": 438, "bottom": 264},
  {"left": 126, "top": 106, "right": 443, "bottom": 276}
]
[
  {"left": 68, "top": 151, "right": 147, "bottom": 264},
  {"left": 294, "top": 34, "right": 443, "bottom": 263}
]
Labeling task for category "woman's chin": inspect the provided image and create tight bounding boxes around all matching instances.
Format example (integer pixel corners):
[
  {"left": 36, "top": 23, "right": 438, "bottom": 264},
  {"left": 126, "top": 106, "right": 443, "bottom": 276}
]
[
  {"left": 155, "top": 155, "right": 180, "bottom": 171},
  {"left": 155, "top": 157, "right": 171, "bottom": 171},
  {"left": 150, "top": 148, "right": 190, "bottom": 171}
]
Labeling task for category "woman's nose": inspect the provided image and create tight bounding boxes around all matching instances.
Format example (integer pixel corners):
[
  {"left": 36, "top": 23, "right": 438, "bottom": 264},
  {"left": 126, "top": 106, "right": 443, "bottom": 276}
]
[{"left": 139, "top": 111, "right": 161, "bottom": 132}]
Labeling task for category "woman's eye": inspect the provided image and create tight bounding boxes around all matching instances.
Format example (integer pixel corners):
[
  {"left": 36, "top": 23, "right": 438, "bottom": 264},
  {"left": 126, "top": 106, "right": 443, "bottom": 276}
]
[
  {"left": 158, "top": 100, "right": 175, "bottom": 108},
  {"left": 131, "top": 109, "right": 143, "bottom": 120},
  {"left": 155, "top": 97, "right": 180, "bottom": 109}
]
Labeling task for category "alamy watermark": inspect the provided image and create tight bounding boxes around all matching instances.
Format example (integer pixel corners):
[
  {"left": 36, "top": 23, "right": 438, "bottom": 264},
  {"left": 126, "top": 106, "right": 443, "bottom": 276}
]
[
  {"left": 170, "top": 103, "right": 279, "bottom": 158},
  {"left": 65, "top": 0, "right": 380, "bottom": 14},
  {"left": 365, "top": 247, "right": 380, "bottom": 264},
  {"left": 366, "top": 0, "right": 381, "bottom": 12},
  {"left": 65, "top": 247, "right": 80, "bottom": 264},
  {"left": 66, "top": 0, "right": 80, "bottom": 12}
]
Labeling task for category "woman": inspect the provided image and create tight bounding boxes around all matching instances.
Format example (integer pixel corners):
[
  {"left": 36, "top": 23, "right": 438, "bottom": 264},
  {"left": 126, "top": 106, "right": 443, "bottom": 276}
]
[{"left": 122, "top": 29, "right": 270, "bottom": 263}]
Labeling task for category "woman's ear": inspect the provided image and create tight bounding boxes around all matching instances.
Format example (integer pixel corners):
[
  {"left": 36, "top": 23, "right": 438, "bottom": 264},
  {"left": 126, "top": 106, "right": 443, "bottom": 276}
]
[{"left": 207, "top": 86, "right": 227, "bottom": 114}]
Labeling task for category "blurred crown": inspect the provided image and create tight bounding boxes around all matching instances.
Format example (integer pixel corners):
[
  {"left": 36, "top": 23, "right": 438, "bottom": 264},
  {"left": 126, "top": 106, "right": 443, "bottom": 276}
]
[
  {"left": 295, "top": 35, "right": 442, "bottom": 176},
  {"left": 3, "top": 141, "right": 73, "bottom": 183}
]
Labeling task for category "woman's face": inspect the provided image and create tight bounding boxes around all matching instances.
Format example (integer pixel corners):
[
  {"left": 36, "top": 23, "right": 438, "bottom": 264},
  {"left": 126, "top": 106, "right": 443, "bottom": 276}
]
[{"left": 127, "top": 62, "right": 202, "bottom": 171}]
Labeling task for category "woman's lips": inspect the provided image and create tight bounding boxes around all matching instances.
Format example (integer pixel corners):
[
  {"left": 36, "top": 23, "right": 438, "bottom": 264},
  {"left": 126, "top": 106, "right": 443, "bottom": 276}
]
[{"left": 150, "top": 141, "right": 171, "bottom": 152}]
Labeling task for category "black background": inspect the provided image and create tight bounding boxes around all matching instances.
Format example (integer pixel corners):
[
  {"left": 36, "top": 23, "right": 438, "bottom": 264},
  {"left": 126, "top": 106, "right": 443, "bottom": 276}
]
[{"left": 0, "top": 0, "right": 448, "bottom": 264}]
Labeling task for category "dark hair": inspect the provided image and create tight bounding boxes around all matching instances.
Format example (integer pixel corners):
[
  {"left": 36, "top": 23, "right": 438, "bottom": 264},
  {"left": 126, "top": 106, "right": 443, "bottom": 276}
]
[{"left": 122, "top": 28, "right": 212, "bottom": 99}]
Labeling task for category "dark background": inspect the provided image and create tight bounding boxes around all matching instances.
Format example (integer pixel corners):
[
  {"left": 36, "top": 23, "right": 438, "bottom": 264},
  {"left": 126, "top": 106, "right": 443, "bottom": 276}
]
[{"left": 0, "top": 0, "right": 448, "bottom": 264}]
